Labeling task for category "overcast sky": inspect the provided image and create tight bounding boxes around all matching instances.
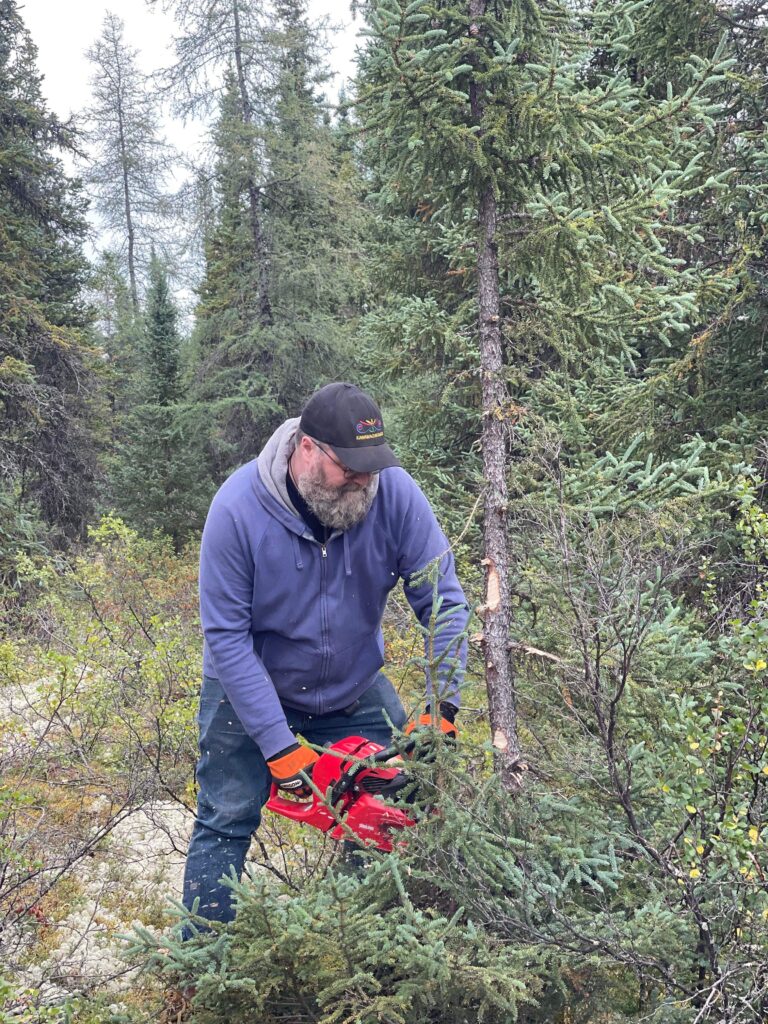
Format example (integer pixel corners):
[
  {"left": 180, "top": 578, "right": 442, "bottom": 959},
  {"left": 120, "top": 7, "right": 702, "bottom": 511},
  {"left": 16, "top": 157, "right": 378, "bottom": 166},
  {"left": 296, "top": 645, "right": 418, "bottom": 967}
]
[{"left": 19, "top": 0, "right": 361, "bottom": 129}]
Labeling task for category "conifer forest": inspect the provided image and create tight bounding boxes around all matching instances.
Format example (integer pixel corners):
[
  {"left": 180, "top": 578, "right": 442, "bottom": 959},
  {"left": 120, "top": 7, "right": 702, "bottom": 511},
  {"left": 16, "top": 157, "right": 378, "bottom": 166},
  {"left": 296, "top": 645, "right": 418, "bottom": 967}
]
[{"left": 2, "top": 0, "right": 768, "bottom": 1020}]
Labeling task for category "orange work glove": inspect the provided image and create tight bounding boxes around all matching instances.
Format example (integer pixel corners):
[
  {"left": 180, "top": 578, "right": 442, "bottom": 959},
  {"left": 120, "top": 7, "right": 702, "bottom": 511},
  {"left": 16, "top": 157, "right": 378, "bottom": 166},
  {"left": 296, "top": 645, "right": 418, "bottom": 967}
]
[
  {"left": 405, "top": 702, "right": 458, "bottom": 740},
  {"left": 266, "top": 743, "right": 320, "bottom": 797}
]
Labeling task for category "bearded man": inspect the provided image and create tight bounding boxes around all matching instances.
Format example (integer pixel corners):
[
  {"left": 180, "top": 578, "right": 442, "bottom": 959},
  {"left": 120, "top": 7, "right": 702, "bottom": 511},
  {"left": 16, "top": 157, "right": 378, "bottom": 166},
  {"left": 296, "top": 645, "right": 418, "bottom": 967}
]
[{"left": 183, "top": 382, "right": 468, "bottom": 927}]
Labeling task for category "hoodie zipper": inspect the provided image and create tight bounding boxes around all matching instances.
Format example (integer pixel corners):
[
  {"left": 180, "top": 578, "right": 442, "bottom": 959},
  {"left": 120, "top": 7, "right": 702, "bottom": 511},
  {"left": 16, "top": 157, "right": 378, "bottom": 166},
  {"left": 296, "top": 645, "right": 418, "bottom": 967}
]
[{"left": 318, "top": 538, "right": 330, "bottom": 714}]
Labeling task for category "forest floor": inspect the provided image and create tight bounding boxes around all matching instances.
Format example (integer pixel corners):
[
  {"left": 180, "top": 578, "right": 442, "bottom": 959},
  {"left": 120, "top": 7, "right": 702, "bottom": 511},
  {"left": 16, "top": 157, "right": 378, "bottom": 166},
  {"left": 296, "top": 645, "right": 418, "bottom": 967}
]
[
  {"left": 8, "top": 799, "right": 192, "bottom": 1012},
  {"left": 1, "top": 673, "right": 197, "bottom": 1018}
]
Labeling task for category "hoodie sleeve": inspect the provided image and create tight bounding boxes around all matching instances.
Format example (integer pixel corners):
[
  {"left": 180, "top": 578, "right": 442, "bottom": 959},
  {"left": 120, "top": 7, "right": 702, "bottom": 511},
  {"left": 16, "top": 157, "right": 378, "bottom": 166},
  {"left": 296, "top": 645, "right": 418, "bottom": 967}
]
[
  {"left": 393, "top": 472, "right": 470, "bottom": 707},
  {"left": 199, "top": 495, "right": 297, "bottom": 760}
]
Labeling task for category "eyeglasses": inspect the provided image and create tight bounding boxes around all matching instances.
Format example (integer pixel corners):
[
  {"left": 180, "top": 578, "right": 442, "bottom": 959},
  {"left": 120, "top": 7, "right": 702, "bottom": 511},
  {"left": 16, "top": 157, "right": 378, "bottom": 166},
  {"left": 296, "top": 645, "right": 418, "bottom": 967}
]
[{"left": 309, "top": 438, "right": 378, "bottom": 478}]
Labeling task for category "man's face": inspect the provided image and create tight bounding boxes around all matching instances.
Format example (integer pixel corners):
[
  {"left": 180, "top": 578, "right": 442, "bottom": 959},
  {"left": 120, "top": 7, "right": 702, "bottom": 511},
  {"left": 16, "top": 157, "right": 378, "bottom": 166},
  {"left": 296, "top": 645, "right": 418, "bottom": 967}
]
[{"left": 296, "top": 442, "right": 377, "bottom": 530}]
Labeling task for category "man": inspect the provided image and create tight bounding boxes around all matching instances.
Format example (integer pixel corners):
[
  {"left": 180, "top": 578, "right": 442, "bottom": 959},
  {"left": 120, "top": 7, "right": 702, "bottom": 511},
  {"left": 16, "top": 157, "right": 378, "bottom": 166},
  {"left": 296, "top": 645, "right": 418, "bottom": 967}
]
[{"left": 183, "top": 382, "right": 468, "bottom": 927}]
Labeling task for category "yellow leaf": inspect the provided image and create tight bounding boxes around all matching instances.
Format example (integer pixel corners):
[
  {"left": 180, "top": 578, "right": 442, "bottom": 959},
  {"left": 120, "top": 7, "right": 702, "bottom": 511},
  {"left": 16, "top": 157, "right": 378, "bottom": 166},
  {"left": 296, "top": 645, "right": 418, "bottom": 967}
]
[
  {"left": 749, "top": 827, "right": 759, "bottom": 844},
  {"left": 686, "top": 804, "right": 697, "bottom": 814},
  {"left": 689, "top": 741, "right": 700, "bottom": 750}
]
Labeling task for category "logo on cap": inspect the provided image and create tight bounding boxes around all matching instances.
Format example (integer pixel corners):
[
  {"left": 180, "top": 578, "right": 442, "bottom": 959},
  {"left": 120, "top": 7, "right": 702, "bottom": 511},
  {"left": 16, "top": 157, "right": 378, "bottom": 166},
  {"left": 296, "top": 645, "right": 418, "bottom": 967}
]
[{"left": 356, "top": 417, "right": 384, "bottom": 441}]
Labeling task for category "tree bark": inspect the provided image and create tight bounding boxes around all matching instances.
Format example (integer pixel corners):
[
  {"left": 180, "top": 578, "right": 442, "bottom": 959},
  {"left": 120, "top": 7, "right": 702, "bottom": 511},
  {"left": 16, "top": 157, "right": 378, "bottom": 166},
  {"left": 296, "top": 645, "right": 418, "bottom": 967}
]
[{"left": 470, "top": 0, "right": 524, "bottom": 791}]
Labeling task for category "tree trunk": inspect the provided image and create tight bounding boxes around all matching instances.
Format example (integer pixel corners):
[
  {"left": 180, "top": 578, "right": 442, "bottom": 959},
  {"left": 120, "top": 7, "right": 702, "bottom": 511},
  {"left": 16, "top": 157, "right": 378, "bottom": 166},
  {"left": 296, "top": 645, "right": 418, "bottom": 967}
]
[
  {"left": 232, "top": 0, "right": 273, "bottom": 327},
  {"left": 470, "top": 0, "right": 524, "bottom": 791},
  {"left": 115, "top": 89, "right": 138, "bottom": 314}
]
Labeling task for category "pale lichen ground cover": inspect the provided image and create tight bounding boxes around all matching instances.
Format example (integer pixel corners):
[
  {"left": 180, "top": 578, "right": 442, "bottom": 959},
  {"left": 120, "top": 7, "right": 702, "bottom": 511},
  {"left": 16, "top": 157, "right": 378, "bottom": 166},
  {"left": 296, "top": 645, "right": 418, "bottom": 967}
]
[{"left": 5, "top": 802, "right": 192, "bottom": 1012}]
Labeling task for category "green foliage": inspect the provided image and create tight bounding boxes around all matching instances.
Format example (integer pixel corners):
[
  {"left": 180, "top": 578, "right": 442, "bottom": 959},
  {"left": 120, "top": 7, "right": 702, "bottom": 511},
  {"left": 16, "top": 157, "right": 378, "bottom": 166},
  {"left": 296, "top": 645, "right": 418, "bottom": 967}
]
[
  {"left": 5, "top": 1, "right": 768, "bottom": 1019},
  {"left": 107, "top": 257, "right": 213, "bottom": 545},
  {"left": 183, "top": 71, "right": 283, "bottom": 479},
  {"left": 0, "top": 975, "right": 72, "bottom": 1023},
  {"left": 142, "top": 254, "right": 181, "bottom": 406},
  {"left": 107, "top": 405, "right": 213, "bottom": 548},
  {"left": 0, "top": 0, "right": 101, "bottom": 545},
  {"left": 90, "top": 252, "right": 145, "bottom": 409},
  {"left": 123, "top": 451, "right": 760, "bottom": 1020},
  {"left": 0, "top": 516, "right": 199, "bottom": 966},
  {"left": 136, "top": 768, "right": 549, "bottom": 1023},
  {"left": 354, "top": 0, "right": 748, "bottom": 550},
  {"left": 501, "top": 428, "right": 768, "bottom": 1018},
  {"left": 184, "top": 2, "right": 369, "bottom": 484},
  {"left": 0, "top": 483, "right": 49, "bottom": 597}
]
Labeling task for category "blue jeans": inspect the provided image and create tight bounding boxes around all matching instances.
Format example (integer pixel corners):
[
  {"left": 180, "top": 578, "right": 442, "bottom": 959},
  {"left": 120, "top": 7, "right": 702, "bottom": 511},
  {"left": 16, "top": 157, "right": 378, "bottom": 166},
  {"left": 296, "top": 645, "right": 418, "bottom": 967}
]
[{"left": 182, "top": 672, "right": 407, "bottom": 928}]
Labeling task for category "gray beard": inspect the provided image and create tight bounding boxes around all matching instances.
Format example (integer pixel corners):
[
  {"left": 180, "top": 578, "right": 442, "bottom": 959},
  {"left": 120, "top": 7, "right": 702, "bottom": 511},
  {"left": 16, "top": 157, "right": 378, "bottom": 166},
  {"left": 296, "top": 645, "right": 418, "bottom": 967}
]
[{"left": 296, "top": 465, "right": 377, "bottom": 531}]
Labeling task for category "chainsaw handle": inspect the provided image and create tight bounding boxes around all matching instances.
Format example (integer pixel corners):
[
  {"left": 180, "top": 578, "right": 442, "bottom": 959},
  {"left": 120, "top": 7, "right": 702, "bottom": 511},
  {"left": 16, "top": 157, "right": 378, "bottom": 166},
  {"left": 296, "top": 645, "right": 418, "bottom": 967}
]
[
  {"left": 265, "top": 785, "right": 316, "bottom": 820},
  {"left": 370, "top": 739, "right": 416, "bottom": 763}
]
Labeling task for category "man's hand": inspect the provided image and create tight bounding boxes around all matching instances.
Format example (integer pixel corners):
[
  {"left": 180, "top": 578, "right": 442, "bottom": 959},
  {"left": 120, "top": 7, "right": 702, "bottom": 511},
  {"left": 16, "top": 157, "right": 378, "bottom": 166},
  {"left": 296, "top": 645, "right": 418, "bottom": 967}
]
[
  {"left": 405, "top": 701, "right": 458, "bottom": 740},
  {"left": 267, "top": 743, "right": 320, "bottom": 797}
]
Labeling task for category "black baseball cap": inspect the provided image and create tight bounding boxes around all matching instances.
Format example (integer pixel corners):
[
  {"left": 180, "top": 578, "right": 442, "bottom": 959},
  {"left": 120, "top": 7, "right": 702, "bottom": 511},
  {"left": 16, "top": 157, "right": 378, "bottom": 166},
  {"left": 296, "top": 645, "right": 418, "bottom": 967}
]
[{"left": 299, "top": 382, "right": 400, "bottom": 473}]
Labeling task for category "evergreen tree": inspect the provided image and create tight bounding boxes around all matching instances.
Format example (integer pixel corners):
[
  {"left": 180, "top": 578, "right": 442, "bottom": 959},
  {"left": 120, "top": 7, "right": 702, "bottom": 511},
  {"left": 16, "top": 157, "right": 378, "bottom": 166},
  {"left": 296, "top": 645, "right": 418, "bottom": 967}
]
[
  {"left": 109, "top": 255, "right": 212, "bottom": 546},
  {"left": 182, "top": 73, "right": 280, "bottom": 482},
  {"left": 83, "top": 13, "right": 176, "bottom": 311},
  {"left": 90, "top": 251, "right": 145, "bottom": 437},
  {"left": 260, "top": 0, "right": 368, "bottom": 410},
  {"left": 182, "top": 3, "right": 367, "bottom": 482},
  {"left": 143, "top": 251, "right": 181, "bottom": 406},
  {"left": 578, "top": 1, "right": 768, "bottom": 466},
  {"left": 356, "top": 0, "right": 735, "bottom": 789},
  {"left": 153, "top": 0, "right": 273, "bottom": 325},
  {"left": 0, "top": 0, "right": 101, "bottom": 566}
]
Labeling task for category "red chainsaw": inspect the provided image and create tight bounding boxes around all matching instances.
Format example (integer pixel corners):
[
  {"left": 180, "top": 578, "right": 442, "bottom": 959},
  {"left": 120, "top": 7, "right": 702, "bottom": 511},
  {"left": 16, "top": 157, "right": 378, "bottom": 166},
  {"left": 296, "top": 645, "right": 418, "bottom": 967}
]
[{"left": 265, "top": 735, "right": 415, "bottom": 852}]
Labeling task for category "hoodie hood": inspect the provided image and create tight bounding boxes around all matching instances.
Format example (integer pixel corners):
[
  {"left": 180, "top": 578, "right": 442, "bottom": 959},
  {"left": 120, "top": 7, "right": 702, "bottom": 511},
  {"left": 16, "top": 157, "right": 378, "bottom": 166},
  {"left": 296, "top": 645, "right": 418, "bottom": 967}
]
[
  {"left": 257, "top": 417, "right": 301, "bottom": 516},
  {"left": 256, "top": 416, "right": 380, "bottom": 522}
]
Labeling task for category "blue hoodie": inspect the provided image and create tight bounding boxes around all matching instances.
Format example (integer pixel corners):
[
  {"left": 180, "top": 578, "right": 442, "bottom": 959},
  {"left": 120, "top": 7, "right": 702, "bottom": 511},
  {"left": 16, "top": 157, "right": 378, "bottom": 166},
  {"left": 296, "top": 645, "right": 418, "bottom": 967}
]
[{"left": 199, "top": 418, "right": 469, "bottom": 760}]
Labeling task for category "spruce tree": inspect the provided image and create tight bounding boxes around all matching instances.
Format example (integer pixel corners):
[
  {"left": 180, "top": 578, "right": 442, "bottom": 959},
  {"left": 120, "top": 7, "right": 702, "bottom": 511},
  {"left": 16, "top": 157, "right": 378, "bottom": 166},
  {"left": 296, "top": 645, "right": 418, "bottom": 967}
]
[
  {"left": 152, "top": 0, "right": 273, "bottom": 326},
  {"left": 181, "top": 4, "right": 367, "bottom": 482},
  {"left": 90, "top": 251, "right": 145, "bottom": 437},
  {"left": 260, "top": 0, "right": 367, "bottom": 410},
  {"left": 143, "top": 252, "right": 181, "bottom": 406},
  {"left": 109, "top": 256, "right": 212, "bottom": 546},
  {"left": 356, "top": 0, "right": 735, "bottom": 789},
  {"left": 584, "top": 0, "right": 768, "bottom": 464},
  {"left": 0, "top": 0, "right": 101, "bottom": 561},
  {"left": 182, "top": 73, "right": 280, "bottom": 482}
]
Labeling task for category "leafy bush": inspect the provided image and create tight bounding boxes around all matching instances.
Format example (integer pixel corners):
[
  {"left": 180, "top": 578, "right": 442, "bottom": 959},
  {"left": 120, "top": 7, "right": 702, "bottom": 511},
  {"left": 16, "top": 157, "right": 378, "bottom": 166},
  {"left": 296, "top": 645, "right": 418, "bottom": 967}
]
[{"left": 0, "top": 516, "right": 199, "bottom": 974}]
